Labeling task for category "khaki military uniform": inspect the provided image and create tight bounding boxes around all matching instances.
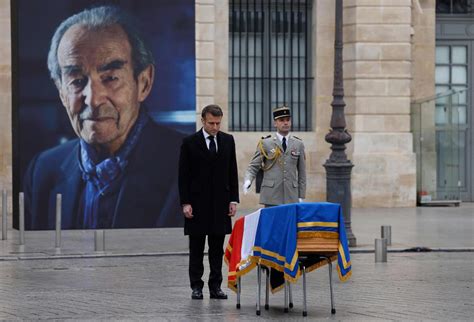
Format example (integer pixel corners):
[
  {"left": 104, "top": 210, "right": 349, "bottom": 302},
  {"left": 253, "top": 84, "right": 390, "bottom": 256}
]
[{"left": 244, "top": 134, "right": 306, "bottom": 206}]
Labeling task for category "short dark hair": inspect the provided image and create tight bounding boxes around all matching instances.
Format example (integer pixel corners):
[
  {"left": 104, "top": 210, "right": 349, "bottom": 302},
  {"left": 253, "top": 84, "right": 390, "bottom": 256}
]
[
  {"left": 47, "top": 5, "right": 155, "bottom": 85},
  {"left": 201, "top": 105, "right": 223, "bottom": 118}
]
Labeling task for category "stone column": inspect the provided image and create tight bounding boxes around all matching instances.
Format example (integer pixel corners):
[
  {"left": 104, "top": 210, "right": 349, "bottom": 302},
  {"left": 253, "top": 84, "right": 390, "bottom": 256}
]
[
  {"left": 344, "top": 0, "right": 416, "bottom": 207},
  {"left": 411, "top": 0, "right": 437, "bottom": 201},
  {"left": 0, "top": 0, "right": 12, "bottom": 209},
  {"left": 196, "top": 0, "right": 217, "bottom": 129}
]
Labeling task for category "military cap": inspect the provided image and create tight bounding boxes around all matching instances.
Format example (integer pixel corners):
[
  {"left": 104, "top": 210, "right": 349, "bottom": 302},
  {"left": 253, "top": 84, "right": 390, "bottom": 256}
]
[{"left": 273, "top": 105, "right": 291, "bottom": 120}]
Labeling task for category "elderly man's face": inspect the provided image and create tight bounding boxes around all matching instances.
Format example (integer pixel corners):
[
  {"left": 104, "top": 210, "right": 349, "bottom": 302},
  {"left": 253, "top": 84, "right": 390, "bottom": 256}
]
[{"left": 56, "top": 24, "right": 153, "bottom": 154}]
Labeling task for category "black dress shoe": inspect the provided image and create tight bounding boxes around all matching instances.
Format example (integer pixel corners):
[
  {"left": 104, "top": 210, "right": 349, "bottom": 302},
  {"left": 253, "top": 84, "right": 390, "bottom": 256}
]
[
  {"left": 191, "top": 288, "right": 203, "bottom": 299},
  {"left": 210, "top": 288, "right": 228, "bottom": 299}
]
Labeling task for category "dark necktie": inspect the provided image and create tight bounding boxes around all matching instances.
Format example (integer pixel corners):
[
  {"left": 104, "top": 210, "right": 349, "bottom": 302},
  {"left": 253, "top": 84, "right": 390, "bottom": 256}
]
[
  {"left": 282, "top": 137, "right": 287, "bottom": 152},
  {"left": 209, "top": 135, "right": 217, "bottom": 154}
]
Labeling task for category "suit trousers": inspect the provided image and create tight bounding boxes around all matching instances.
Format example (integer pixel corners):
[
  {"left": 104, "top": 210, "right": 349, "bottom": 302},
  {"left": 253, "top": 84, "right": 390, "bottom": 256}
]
[{"left": 188, "top": 234, "right": 225, "bottom": 291}]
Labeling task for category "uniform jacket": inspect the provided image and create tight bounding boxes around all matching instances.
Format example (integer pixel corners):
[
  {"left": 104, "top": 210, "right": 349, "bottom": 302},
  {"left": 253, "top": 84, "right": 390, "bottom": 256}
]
[
  {"left": 178, "top": 129, "right": 239, "bottom": 235},
  {"left": 24, "top": 120, "right": 185, "bottom": 230},
  {"left": 244, "top": 133, "right": 306, "bottom": 206}
]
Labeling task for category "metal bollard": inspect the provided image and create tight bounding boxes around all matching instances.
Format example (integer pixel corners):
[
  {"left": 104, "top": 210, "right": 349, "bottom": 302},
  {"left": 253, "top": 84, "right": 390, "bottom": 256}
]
[
  {"left": 19, "top": 192, "right": 25, "bottom": 245},
  {"left": 375, "top": 238, "right": 387, "bottom": 262},
  {"left": 381, "top": 225, "right": 392, "bottom": 246},
  {"left": 2, "top": 190, "right": 7, "bottom": 240},
  {"left": 94, "top": 230, "right": 105, "bottom": 252},
  {"left": 55, "top": 194, "right": 62, "bottom": 252}
]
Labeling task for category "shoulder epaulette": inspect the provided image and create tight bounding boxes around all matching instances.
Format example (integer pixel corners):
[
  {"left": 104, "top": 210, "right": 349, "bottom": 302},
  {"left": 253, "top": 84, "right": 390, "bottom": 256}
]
[
  {"left": 261, "top": 135, "right": 271, "bottom": 139},
  {"left": 292, "top": 135, "right": 302, "bottom": 141}
]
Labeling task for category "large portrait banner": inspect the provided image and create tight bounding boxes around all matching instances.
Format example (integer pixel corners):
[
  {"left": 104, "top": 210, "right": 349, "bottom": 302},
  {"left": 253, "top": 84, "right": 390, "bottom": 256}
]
[{"left": 12, "top": 0, "right": 196, "bottom": 230}]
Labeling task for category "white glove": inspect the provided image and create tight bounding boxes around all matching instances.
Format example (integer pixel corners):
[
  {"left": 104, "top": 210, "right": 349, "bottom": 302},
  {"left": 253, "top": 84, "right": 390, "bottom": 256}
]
[
  {"left": 298, "top": 198, "right": 304, "bottom": 203},
  {"left": 243, "top": 179, "right": 251, "bottom": 194}
]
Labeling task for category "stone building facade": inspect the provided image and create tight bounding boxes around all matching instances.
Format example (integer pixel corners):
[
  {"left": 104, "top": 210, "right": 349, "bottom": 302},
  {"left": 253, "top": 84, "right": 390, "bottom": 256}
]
[
  {"left": 195, "top": 0, "right": 434, "bottom": 208},
  {"left": 1, "top": 0, "right": 469, "bottom": 210}
]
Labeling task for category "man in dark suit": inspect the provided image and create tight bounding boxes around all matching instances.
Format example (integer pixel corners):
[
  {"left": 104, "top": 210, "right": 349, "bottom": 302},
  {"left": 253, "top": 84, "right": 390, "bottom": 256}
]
[
  {"left": 178, "top": 104, "right": 239, "bottom": 300},
  {"left": 24, "top": 6, "right": 184, "bottom": 229}
]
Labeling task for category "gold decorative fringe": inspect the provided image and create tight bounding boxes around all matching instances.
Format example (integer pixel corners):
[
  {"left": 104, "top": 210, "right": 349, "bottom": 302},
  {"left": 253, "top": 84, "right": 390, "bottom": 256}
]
[
  {"left": 297, "top": 221, "right": 338, "bottom": 228},
  {"left": 338, "top": 242, "right": 351, "bottom": 270},
  {"left": 303, "top": 255, "right": 338, "bottom": 274},
  {"left": 271, "top": 283, "right": 285, "bottom": 294},
  {"left": 236, "top": 260, "right": 257, "bottom": 278},
  {"left": 252, "top": 246, "right": 298, "bottom": 272},
  {"left": 297, "top": 231, "right": 339, "bottom": 239},
  {"left": 257, "top": 259, "right": 301, "bottom": 293},
  {"left": 227, "top": 260, "right": 258, "bottom": 293},
  {"left": 337, "top": 266, "right": 352, "bottom": 282},
  {"left": 228, "top": 281, "right": 237, "bottom": 292}
]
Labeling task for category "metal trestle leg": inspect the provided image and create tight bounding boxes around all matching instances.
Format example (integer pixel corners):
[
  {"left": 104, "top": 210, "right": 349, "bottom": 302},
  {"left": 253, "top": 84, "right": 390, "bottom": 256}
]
[
  {"left": 289, "top": 282, "right": 293, "bottom": 308},
  {"left": 327, "top": 258, "right": 336, "bottom": 314},
  {"left": 256, "top": 264, "right": 261, "bottom": 315},
  {"left": 264, "top": 267, "right": 269, "bottom": 310},
  {"left": 302, "top": 265, "right": 307, "bottom": 317},
  {"left": 236, "top": 277, "right": 241, "bottom": 309},
  {"left": 284, "top": 281, "right": 289, "bottom": 313}
]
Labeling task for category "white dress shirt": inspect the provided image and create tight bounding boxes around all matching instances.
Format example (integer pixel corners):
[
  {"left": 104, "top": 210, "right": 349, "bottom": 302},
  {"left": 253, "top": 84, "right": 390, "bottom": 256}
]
[
  {"left": 202, "top": 129, "right": 238, "bottom": 204},
  {"left": 276, "top": 132, "right": 290, "bottom": 146},
  {"left": 202, "top": 129, "right": 218, "bottom": 152}
]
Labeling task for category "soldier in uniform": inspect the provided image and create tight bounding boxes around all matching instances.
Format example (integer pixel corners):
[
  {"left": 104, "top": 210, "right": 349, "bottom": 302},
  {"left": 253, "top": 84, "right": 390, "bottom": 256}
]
[
  {"left": 242, "top": 105, "right": 306, "bottom": 206},
  {"left": 242, "top": 105, "right": 307, "bottom": 292}
]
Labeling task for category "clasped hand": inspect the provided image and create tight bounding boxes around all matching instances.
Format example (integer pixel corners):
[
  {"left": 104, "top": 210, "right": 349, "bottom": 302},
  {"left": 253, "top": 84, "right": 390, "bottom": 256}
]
[
  {"left": 182, "top": 204, "right": 193, "bottom": 219},
  {"left": 183, "top": 203, "right": 237, "bottom": 218}
]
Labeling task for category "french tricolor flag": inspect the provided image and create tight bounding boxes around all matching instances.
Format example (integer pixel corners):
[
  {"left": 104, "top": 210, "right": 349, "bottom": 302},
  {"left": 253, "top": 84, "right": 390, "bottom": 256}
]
[
  {"left": 224, "top": 209, "right": 261, "bottom": 291},
  {"left": 224, "top": 203, "right": 352, "bottom": 292}
]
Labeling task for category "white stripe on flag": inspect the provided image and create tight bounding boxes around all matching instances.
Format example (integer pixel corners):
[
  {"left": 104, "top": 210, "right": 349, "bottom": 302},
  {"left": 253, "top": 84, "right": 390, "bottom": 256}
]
[{"left": 239, "top": 209, "right": 261, "bottom": 271}]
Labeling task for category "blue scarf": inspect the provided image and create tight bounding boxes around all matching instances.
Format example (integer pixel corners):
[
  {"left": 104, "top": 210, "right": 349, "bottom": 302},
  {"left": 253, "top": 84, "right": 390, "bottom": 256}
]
[{"left": 79, "top": 111, "right": 148, "bottom": 228}]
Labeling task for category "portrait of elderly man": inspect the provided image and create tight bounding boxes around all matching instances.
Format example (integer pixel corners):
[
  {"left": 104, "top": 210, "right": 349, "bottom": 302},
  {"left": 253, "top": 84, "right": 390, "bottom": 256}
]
[{"left": 23, "top": 5, "right": 185, "bottom": 230}]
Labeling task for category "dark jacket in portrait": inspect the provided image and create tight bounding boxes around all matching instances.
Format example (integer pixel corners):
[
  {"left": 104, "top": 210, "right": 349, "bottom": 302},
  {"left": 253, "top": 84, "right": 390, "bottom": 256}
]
[
  {"left": 24, "top": 120, "right": 185, "bottom": 230},
  {"left": 178, "top": 129, "right": 239, "bottom": 236}
]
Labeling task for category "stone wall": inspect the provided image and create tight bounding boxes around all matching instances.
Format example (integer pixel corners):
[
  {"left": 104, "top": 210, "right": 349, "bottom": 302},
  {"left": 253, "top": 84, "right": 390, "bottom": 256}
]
[
  {"left": 344, "top": 0, "right": 417, "bottom": 207},
  {"left": 411, "top": 0, "right": 437, "bottom": 200},
  {"left": 0, "top": 0, "right": 11, "bottom": 207},
  {"left": 198, "top": 0, "right": 334, "bottom": 208},
  {"left": 196, "top": 0, "right": 421, "bottom": 208}
]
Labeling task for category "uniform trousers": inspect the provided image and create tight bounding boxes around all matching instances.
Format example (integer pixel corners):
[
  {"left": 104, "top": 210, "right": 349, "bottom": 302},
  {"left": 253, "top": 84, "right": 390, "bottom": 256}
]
[{"left": 188, "top": 234, "right": 225, "bottom": 291}]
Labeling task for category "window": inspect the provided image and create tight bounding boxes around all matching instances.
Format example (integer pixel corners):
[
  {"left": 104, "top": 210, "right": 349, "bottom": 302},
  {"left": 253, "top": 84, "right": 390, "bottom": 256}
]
[
  {"left": 436, "top": 0, "right": 473, "bottom": 14},
  {"left": 229, "top": 0, "right": 313, "bottom": 131},
  {"left": 435, "top": 45, "right": 469, "bottom": 193},
  {"left": 435, "top": 45, "right": 468, "bottom": 125}
]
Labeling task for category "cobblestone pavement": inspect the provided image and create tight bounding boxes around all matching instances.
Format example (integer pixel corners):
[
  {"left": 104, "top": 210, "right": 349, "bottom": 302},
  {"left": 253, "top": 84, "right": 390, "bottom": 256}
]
[{"left": 0, "top": 252, "right": 472, "bottom": 320}]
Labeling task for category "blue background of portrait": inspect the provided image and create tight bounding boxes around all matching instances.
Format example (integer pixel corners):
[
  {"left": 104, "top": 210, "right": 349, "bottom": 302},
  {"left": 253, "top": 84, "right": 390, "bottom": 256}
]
[{"left": 14, "top": 0, "right": 196, "bottom": 188}]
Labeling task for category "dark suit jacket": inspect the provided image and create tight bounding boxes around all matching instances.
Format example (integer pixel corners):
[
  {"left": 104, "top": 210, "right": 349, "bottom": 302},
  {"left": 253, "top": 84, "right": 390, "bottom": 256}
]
[
  {"left": 24, "top": 121, "right": 185, "bottom": 230},
  {"left": 178, "top": 129, "right": 239, "bottom": 235}
]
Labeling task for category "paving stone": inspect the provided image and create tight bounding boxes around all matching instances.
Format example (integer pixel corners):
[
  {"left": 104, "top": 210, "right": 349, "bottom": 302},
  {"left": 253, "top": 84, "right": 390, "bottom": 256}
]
[
  {"left": 0, "top": 253, "right": 472, "bottom": 320},
  {"left": 0, "top": 204, "right": 473, "bottom": 319}
]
